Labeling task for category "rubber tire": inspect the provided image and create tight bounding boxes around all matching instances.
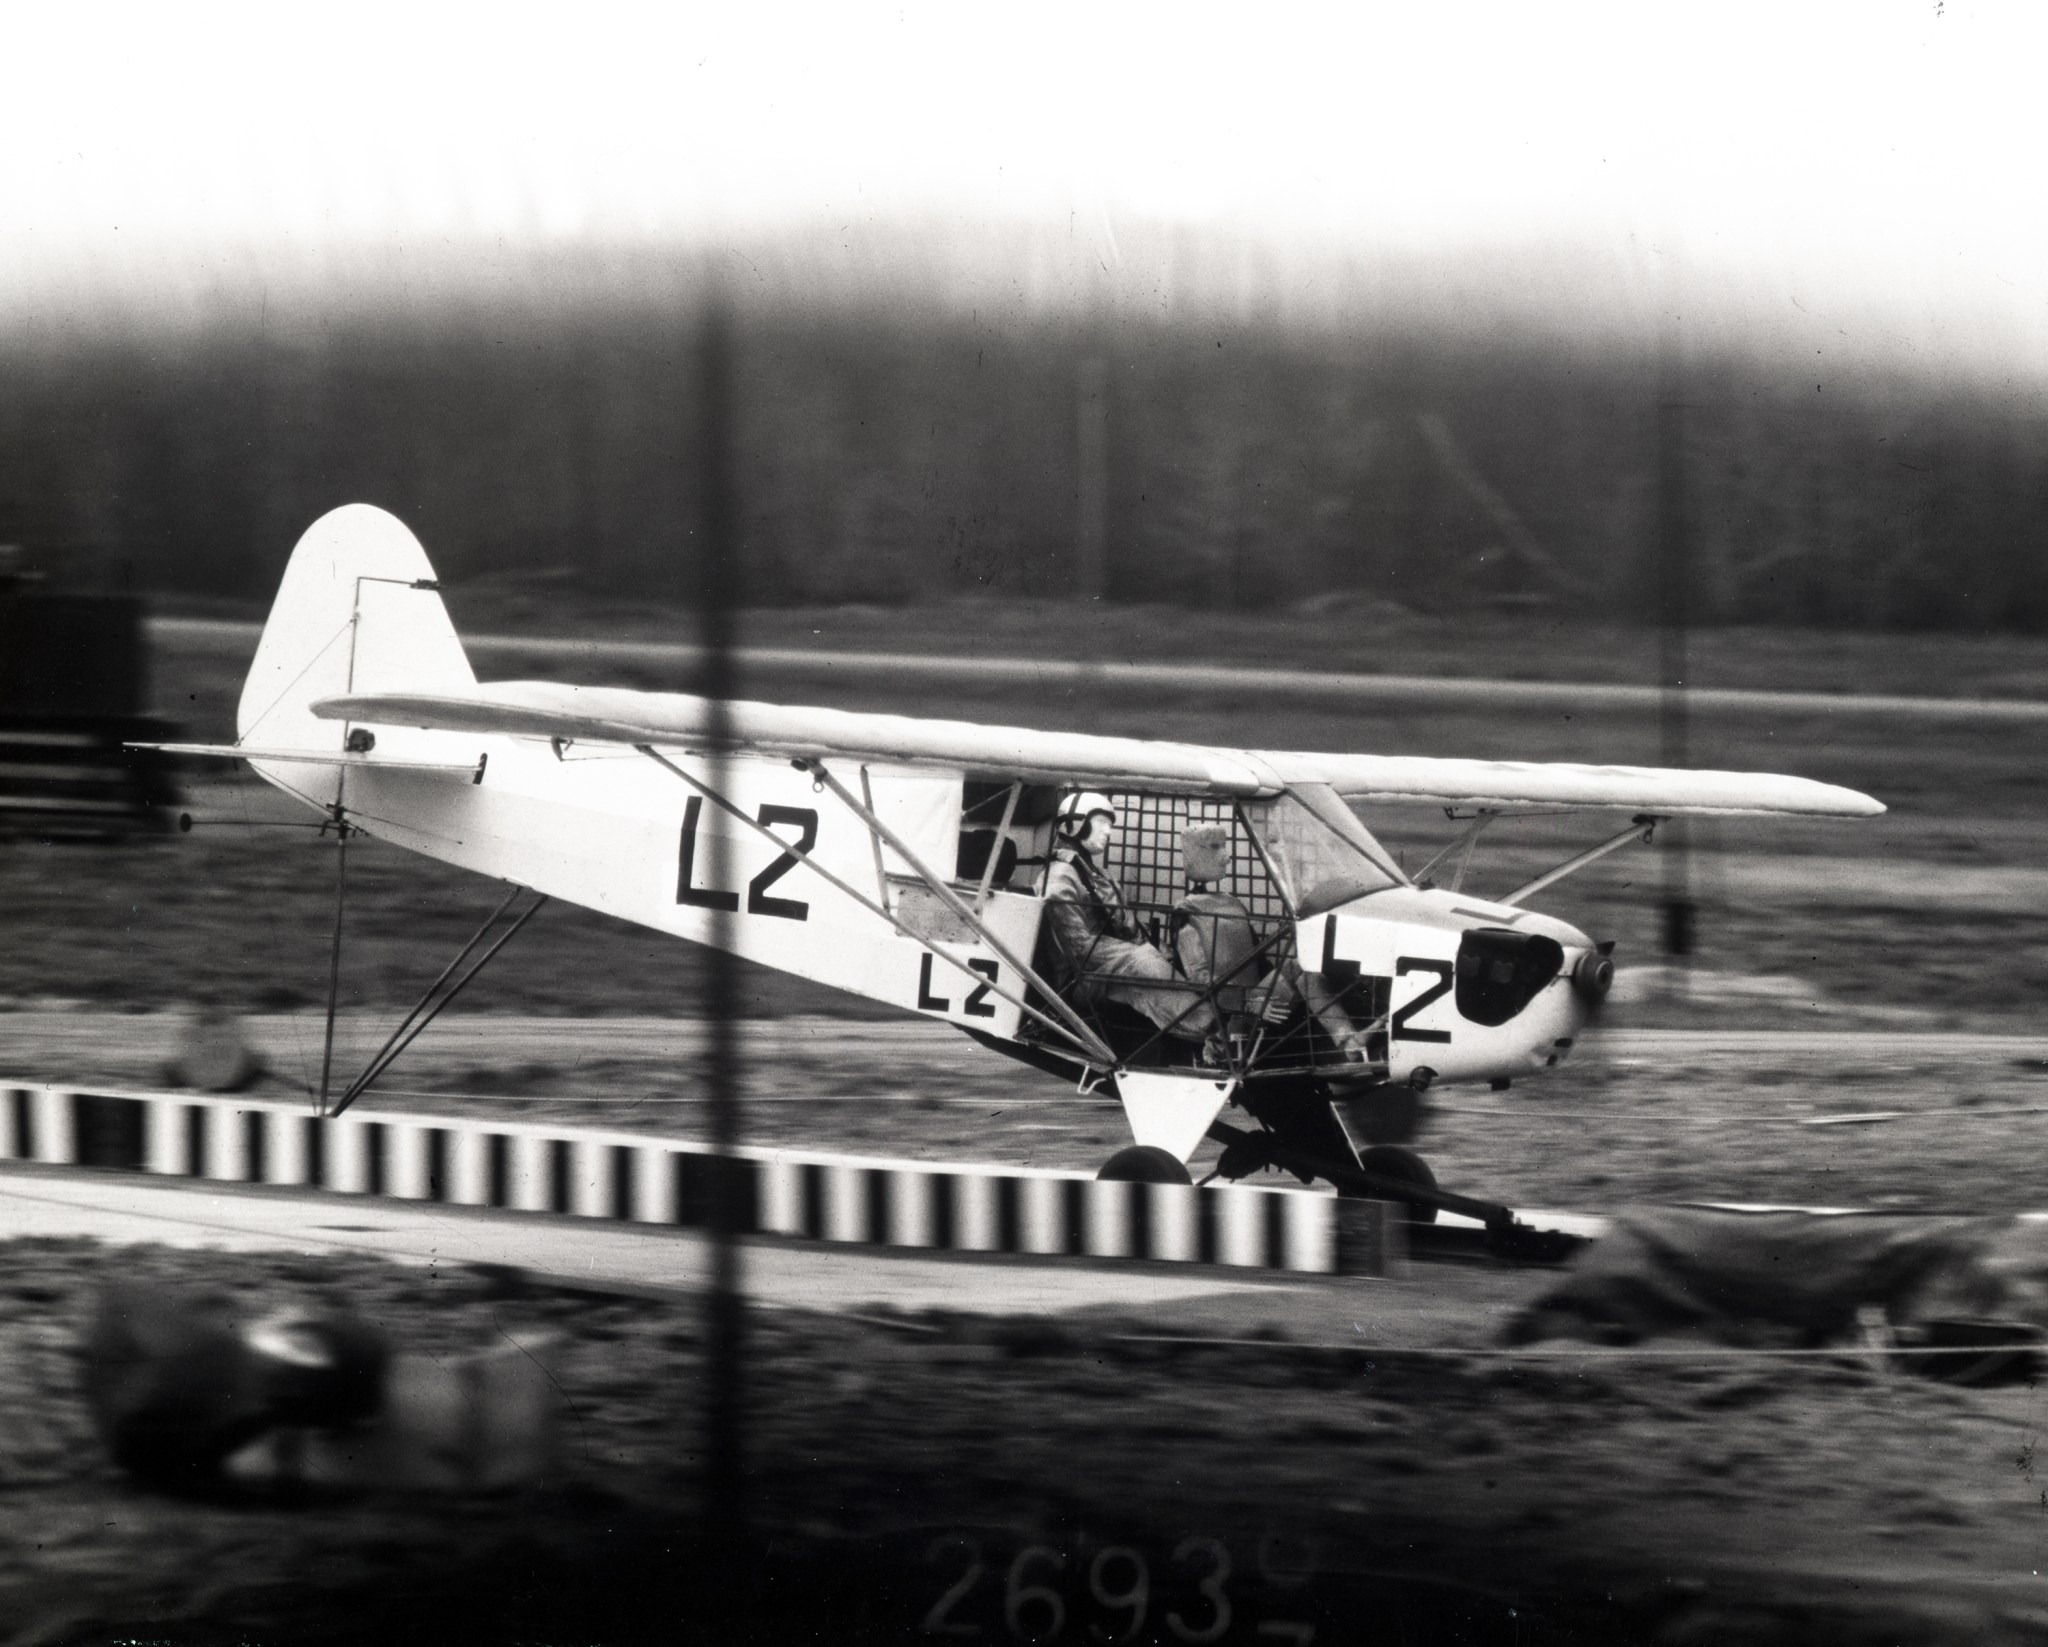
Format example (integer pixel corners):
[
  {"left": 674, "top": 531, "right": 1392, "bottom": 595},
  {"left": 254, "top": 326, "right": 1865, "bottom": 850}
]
[
  {"left": 1350, "top": 1144, "right": 1440, "bottom": 1225},
  {"left": 1097, "top": 1145, "right": 1195, "bottom": 1185},
  {"left": 1331, "top": 1082, "right": 1424, "bottom": 1146}
]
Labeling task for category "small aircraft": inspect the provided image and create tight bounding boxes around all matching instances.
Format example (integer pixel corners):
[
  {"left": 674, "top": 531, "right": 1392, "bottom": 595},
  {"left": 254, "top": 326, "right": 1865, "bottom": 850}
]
[{"left": 147, "top": 506, "right": 1883, "bottom": 1235}]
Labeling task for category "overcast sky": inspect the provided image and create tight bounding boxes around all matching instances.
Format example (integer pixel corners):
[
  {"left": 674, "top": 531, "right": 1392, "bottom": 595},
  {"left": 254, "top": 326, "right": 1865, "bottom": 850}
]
[{"left": 5, "top": 1, "right": 2042, "bottom": 377}]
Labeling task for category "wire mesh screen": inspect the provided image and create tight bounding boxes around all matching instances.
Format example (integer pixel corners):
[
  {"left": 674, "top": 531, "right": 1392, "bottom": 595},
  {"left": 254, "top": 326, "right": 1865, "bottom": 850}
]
[{"left": 1097, "top": 793, "right": 1289, "bottom": 939}]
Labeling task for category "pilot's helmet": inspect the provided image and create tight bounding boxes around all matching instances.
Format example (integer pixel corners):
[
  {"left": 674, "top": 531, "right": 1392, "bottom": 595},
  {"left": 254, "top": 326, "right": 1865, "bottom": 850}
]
[{"left": 1057, "top": 790, "right": 1117, "bottom": 838}]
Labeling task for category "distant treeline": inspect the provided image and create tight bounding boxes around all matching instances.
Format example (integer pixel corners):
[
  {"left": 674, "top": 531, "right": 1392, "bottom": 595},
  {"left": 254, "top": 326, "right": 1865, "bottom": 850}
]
[{"left": 3, "top": 287, "right": 2043, "bottom": 628}]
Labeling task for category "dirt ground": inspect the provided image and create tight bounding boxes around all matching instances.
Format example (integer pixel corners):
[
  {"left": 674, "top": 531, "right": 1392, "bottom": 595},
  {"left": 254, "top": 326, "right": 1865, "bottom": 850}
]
[{"left": 5, "top": 1237, "right": 2048, "bottom": 1647}]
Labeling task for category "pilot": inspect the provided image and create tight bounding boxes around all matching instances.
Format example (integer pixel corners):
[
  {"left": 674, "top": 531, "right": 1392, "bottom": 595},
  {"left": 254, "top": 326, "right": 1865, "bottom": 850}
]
[{"left": 1044, "top": 792, "right": 1215, "bottom": 1042}]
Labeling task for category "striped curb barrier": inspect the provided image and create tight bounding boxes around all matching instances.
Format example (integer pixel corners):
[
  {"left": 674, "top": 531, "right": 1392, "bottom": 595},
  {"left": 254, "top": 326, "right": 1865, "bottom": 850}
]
[{"left": 0, "top": 1082, "right": 1406, "bottom": 1277}]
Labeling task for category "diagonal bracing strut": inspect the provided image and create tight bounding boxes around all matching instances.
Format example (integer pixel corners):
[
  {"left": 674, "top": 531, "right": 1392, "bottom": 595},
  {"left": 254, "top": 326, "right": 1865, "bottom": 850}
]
[
  {"left": 798, "top": 757, "right": 1120, "bottom": 1065},
  {"left": 1499, "top": 816, "right": 1660, "bottom": 907},
  {"left": 325, "top": 884, "right": 549, "bottom": 1118}
]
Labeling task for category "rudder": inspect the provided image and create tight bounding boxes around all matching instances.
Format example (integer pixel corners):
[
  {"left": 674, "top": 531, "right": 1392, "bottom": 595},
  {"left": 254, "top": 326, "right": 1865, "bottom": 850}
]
[{"left": 237, "top": 505, "right": 473, "bottom": 751}]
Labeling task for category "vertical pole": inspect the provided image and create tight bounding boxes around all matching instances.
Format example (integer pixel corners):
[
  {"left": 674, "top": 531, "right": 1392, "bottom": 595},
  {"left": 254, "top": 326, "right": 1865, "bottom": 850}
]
[
  {"left": 1075, "top": 351, "right": 1108, "bottom": 601},
  {"left": 1657, "top": 305, "right": 1696, "bottom": 980},
  {"left": 320, "top": 590, "right": 364, "bottom": 1114},
  {"left": 695, "top": 273, "right": 748, "bottom": 1559},
  {"left": 316, "top": 802, "right": 348, "bottom": 1115}
]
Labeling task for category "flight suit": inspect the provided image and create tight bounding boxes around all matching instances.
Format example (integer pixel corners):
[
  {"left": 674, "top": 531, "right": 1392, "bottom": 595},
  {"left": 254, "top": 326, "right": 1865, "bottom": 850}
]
[
  {"left": 1044, "top": 843, "right": 1214, "bottom": 1039},
  {"left": 1173, "top": 887, "right": 1372, "bottom": 1058}
]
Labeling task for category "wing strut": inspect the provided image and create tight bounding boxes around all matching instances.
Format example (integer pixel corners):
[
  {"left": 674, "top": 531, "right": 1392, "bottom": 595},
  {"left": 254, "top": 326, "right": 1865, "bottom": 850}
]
[
  {"left": 1413, "top": 809, "right": 1498, "bottom": 892},
  {"left": 858, "top": 765, "right": 892, "bottom": 914},
  {"left": 973, "top": 781, "right": 1023, "bottom": 914},
  {"left": 1498, "top": 817, "right": 1659, "bottom": 907},
  {"left": 638, "top": 748, "right": 1117, "bottom": 1067},
  {"left": 325, "top": 883, "right": 549, "bottom": 1118},
  {"left": 798, "top": 757, "right": 1119, "bottom": 1067}
]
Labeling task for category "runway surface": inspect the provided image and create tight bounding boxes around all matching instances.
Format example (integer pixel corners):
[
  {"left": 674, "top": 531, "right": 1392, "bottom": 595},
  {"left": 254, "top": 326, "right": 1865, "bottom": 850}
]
[
  {"left": 0, "top": 1159, "right": 1542, "bottom": 1345},
  {"left": 0, "top": 1161, "right": 1315, "bottom": 1316}
]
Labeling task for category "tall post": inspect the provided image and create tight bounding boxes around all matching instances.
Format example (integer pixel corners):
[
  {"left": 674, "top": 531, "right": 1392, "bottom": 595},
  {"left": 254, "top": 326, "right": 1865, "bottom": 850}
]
[
  {"left": 1075, "top": 351, "right": 1108, "bottom": 600},
  {"left": 694, "top": 275, "right": 747, "bottom": 1553},
  {"left": 315, "top": 801, "right": 349, "bottom": 1115},
  {"left": 1657, "top": 306, "right": 1695, "bottom": 979}
]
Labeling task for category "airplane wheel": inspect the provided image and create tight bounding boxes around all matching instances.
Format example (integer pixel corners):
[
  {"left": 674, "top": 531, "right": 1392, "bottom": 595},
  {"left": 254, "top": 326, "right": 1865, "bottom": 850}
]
[
  {"left": 1097, "top": 1146, "right": 1194, "bottom": 1185},
  {"left": 1349, "top": 1145, "right": 1440, "bottom": 1225},
  {"left": 1331, "top": 1082, "right": 1423, "bottom": 1146}
]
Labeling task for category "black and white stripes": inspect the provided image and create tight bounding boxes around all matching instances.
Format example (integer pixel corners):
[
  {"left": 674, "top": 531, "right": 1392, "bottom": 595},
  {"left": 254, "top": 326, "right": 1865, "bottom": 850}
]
[{"left": 2, "top": 1083, "right": 1401, "bottom": 1275}]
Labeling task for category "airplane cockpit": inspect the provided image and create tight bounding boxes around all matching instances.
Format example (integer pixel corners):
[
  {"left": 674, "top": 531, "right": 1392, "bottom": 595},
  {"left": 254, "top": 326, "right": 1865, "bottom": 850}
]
[{"left": 952, "top": 779, "right": 1413, "bottom": 1081}]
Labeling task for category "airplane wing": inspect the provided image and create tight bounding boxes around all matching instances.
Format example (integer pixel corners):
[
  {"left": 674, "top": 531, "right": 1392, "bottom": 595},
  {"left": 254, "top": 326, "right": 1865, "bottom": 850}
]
[
  {"left": 314, "top": 682, "right": 1884, "bottom": 819},
  {"left": 311, "top": 682, "right": 1277, "bottom": 794},
  {"left": 1270, "top": 752, "right": 1885, "bottom": 818}
]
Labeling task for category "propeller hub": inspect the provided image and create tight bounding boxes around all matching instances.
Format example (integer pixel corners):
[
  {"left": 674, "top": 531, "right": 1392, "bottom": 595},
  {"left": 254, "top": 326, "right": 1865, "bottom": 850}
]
[{"left": 1572, "top": 950, "right": 1616, "bottom": 1002}]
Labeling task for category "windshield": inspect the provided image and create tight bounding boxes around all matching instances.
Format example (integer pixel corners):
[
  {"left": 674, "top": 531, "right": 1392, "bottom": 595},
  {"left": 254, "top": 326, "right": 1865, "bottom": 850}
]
[{"left": 1242, "top": 784, "right": 1408, "bottom": 916}]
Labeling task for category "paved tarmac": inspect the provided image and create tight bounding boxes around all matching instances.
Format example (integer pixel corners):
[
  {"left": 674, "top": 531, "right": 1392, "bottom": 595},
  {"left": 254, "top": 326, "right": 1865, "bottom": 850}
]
[
  {"left": 0, "top": 1160, "right": 1310, "bottom": 1314},
  {"left": 0, "top": 1159, "right": 1546, "bottom": 1346}
]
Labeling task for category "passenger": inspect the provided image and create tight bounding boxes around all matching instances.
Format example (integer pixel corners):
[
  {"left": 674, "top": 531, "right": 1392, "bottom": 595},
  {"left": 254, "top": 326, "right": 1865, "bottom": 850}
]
[
  {"left": 1172, "top": 824, "right": 1280, "bottom": 1026},
  {"left": 1173, "top": 822, "right": 1373, "bottom": 1062},
  {"left": 1044, "top": 792, "right": 1215, "bottom": 1042}
]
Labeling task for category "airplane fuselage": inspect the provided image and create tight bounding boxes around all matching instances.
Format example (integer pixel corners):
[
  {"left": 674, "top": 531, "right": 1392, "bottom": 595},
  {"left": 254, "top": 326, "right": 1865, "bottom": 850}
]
[{"left": 263, "top": 738, "right": 1596, "bottom": 1090}]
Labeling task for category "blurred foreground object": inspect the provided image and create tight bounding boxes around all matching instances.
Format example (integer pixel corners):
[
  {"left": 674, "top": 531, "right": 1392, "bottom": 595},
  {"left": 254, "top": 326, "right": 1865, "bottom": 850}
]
[
  {"left": 224, "top": 1329, "right": 564, "bottom": 1493},
  {"left": 0, "top": 546, "right": 179, "bottom": 839},
  {"left": 80, "top": 1277, "right": 562, "bottom": 1495},
  {"left": 1505, "top": 1209, "right": 2048, "bottom": 1385},
  {"left": 82, "top": 1278, "right": 386, "bottom": 1493}
]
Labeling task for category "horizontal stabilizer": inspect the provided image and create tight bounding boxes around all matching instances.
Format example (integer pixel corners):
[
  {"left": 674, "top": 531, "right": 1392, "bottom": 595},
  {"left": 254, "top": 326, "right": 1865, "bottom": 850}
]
[{"left": 131, "top": 742, "right": 483, "bottom": 777}]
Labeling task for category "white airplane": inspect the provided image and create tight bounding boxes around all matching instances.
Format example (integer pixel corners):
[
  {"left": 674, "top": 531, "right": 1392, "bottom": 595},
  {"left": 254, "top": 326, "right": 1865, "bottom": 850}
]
[{"left": 147, "top": 506, "right": 1883, "bottom": 1234}]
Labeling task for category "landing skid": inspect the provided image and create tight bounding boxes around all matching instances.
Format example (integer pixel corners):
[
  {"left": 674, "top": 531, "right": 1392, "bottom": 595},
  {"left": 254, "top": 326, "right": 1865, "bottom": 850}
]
[{"left": 1199, "top": 1118, "right": 1577, "bottom": 1263}]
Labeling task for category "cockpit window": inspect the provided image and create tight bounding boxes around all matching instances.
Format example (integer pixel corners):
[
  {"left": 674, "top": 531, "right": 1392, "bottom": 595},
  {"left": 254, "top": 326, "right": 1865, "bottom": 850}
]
[{"left": 1242, "top": 785, "right": 1407, "bottom": 917}]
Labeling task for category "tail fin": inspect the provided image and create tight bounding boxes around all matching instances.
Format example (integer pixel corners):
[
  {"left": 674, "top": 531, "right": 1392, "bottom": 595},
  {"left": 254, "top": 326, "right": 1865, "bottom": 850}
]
[{"left": 237, "top": 505, "right": 474, "bottom": 751}]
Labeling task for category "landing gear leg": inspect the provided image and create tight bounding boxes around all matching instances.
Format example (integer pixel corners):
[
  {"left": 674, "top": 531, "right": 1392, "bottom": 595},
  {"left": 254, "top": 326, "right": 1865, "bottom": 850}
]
[{"left": 1206, "top": 1118, "right": 1493, "bottom": 1225}]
